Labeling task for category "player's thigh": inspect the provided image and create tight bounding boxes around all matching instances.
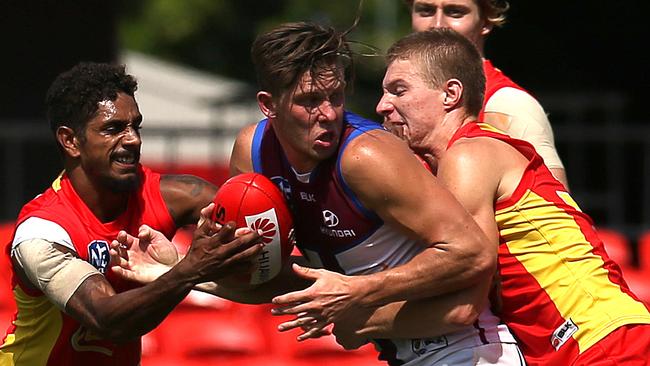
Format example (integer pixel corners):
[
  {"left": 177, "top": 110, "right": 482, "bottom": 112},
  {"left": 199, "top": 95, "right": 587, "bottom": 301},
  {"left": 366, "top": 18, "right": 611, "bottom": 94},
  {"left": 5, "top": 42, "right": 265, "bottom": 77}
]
[{"left": 439, "top": 343, "right": 526, "bottom": 366}]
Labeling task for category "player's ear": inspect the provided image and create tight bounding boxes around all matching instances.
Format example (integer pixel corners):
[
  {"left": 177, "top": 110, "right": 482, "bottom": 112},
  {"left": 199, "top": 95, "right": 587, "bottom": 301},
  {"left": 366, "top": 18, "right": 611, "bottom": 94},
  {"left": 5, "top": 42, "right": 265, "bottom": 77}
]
[
  {"left": 257, "top": 91, "right": 277, "bottom": 119},
  {"left": 442, "top": 79, "right": 463, "bottom": 110},
  {"left": 56, "top": 126, "right": 81, "bottom": 158},
  {"left": 481, "top": 19, "right": 493, "bottom": 36}
]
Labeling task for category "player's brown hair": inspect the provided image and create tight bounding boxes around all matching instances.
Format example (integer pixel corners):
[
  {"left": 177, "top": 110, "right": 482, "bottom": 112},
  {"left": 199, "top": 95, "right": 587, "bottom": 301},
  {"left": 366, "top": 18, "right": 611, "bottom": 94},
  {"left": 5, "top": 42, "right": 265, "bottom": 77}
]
[
  {"left": 387, "top": 28, "right": 485, "bottom": 116},
  {"left": 251, "top": 22, "right": 353, "bottom": 99},
  {"left": 403, "top": 0, "right": 509, "bottom": 27}
]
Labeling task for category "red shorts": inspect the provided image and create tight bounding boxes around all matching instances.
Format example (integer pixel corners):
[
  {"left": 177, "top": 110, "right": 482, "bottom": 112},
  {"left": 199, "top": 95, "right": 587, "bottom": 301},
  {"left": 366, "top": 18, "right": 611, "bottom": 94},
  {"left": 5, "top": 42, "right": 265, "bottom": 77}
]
[{"left": 572, "top": 324, "right": 650, "bottom": 366}]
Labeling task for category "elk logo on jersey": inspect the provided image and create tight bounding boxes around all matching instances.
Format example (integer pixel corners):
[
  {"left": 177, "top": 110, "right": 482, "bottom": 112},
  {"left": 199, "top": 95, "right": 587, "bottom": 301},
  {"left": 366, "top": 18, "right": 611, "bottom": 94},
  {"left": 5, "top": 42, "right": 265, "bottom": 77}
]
[
  {"left": 551, "top": 318, "right": 578, "bottom": 350},
  {"left": 322, "top": 210, "right": 339, "bottom": 227},
  {"left": 87, "top": 240, "right": 110, "bottom": 274}
]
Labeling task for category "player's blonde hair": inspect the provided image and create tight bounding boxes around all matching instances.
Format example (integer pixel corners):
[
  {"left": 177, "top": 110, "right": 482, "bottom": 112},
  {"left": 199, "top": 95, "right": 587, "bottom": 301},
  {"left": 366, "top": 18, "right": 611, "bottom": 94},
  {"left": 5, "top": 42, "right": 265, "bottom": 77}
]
[{"left": 387, "top": 28, "right": 485, "bottom": 116}]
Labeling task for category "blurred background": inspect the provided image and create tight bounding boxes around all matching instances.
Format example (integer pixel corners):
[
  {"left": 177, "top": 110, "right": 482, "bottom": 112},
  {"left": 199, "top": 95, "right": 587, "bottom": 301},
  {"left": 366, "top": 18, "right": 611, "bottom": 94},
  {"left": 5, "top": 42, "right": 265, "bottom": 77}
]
[{"left": 1, "top": 0, "right": 649, "bottom": 364}]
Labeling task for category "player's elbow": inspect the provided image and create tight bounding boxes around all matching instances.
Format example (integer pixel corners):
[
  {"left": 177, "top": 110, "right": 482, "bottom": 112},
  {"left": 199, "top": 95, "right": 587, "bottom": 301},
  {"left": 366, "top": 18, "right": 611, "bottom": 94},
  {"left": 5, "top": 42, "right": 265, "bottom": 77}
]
[
  {"left": 460, "top": 245, "right": 496, "bottom": 286},
  {"left": 446, "top": 303, "right": 482, "bottom": 328},
  {"left": 86, "top": 319, "right": 141, "bottom": 342}
]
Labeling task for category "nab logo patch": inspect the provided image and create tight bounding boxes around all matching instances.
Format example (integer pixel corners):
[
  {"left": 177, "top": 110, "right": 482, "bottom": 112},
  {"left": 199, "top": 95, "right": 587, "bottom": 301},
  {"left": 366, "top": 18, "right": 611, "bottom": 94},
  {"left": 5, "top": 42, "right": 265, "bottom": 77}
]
[{"left": 88, "top": 240, "right": 110, "bottom": 274}]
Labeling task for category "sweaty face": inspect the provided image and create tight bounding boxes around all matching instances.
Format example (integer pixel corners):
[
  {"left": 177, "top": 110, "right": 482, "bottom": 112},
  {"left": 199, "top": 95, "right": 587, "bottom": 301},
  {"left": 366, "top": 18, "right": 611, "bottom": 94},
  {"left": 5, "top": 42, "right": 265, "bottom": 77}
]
[
  {"left": 77, "top": 92, "right": 143, "bottom": 192},
  {"left": 376, "top": 58, "right": 442, "bottom": 154},
  {"left": 272, "top": 65, "right": 346, "bottom": 173},
  {"left": 410, "top": 0, "right": 488, "bottom": 52}
]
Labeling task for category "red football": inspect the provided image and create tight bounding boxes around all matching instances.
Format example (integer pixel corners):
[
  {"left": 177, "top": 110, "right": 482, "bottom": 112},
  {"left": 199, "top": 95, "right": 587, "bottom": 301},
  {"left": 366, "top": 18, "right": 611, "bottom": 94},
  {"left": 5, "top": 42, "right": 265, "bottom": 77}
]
[{"left": 211, "top": 173, "right": 294, "bottom": 285}]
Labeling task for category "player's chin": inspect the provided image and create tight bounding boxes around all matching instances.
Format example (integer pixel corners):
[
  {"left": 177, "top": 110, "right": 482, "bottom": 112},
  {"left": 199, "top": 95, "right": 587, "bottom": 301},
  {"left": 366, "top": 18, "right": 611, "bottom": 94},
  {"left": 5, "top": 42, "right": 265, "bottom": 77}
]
[{"left": 105, "top": 173, "right": 140, "bottom": 193}]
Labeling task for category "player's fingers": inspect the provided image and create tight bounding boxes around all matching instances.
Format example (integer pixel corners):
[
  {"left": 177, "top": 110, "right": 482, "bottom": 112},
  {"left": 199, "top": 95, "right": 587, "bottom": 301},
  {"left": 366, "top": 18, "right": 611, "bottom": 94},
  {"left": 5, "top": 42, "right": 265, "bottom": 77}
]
[
  {"left": 215, "top": 227, "right": 262, "bottom": 254},
  {"left": 218, "top": 240, "right": 265, "bottom": 265},
  {"left": 109, "top": 249, "right": 130, "bottom": 268},
  {"left": 197, "top": 203, "right": 215, "bottom": 227},
  {"left": 271, "top": 289, "right": 313, "bottom": 307},
  {"left": 291, "top": 263, "right": 323, "bottom": 281},
  {"left": 115, "top": 230, "right": 132, "bottom": 248},
  {"left": 110, "top": 266, "right": 135, "bottom": 281},
  {"left": 138, "top": 224, "right": 152, "bottom": 238},
  {"left": 297, "top": 323, "right": 330, "bottom": 341},
  {"left": 234, "top": 227, "right": 254, "bottom": 237},
  {"left": 277, "top": 314, "right": 319, "bottom": 332},
  {"left": 271, "top": 300, "right": 315, "bottom": 315},
  {"left": 109, "top": 240, "right": 129, "bottom": 260}
]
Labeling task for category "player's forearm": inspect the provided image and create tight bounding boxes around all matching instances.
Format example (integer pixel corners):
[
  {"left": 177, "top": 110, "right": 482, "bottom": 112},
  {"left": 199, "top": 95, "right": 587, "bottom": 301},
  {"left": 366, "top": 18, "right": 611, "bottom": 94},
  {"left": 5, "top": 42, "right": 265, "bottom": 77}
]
[
  {"left": 68, "top": 259, "right": 199, "bottom": 341},
  {"left": 352, "top": 285, "right": 490, "bottom": 340},
  {"left": 194, "top": 256, "right": 311, "bottom": 304},
  {"left": 357, "top": 244, "right": 495, "bottom": 307}
]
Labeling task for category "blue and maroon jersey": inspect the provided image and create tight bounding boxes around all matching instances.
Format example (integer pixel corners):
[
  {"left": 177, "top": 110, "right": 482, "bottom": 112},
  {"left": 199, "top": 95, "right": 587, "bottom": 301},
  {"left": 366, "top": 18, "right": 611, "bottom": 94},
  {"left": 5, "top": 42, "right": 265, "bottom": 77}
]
[{"left": 251, "top": 111, "right": 516, "bottom": 365}]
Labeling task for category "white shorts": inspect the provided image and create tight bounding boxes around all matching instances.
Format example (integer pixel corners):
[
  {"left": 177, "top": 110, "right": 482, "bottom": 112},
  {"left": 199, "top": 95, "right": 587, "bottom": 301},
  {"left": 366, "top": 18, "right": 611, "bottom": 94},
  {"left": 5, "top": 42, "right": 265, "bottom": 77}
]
[{"left": 427, "top": 343, "right": 526, "bottom": 366}]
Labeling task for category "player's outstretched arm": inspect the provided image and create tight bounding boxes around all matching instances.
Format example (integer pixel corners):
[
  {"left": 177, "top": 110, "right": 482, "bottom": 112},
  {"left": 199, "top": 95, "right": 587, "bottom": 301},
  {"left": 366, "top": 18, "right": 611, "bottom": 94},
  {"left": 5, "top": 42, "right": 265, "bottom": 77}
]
[
  {"left": 338, "top": 130, "right": 496, "bottom": 305},
  {"left": 270, "top": 130, "right": 496, "bottom": 340},
  {"left": 330, "top": 282, "right": 491, "bottom": 349},
  {"left": 62, "top": 217, "right": 263, "bottom": 341},
  {"left": 336, "top": 135, "right": 522, "bottom": 343},
  {"left": 111, "top": 204, "right": 311, "bottom": 305}
]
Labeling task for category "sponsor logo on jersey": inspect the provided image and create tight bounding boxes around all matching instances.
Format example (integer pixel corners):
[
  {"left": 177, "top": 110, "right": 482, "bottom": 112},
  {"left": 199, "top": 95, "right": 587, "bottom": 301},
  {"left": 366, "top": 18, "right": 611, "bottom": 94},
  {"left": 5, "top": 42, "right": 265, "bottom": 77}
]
[
  {"left": 320, "top": 227, "right": 357, "bottom": 238},
  {"left": 551, "top": 318, "right": 578, "bottom": 350},
  {"left": 320, "top": 209, "right": 356, "bottom": 238},
  {"left": 411, "top": 336, "right": 448, "bottom": 355},
  {"left": 322, "top": 210, "right": 339, "bottom": 227},
  {"left": 299, "top": 191, "right": 316, "bottom": 202},
  {"left": 87, "top": 240, "right": 110, "bottom": 274}
]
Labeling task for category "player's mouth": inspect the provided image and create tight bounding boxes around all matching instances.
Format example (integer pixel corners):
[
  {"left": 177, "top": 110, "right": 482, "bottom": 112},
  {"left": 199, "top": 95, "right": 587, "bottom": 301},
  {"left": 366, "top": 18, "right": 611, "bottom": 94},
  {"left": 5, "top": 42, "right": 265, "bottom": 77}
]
[
  {"left": 111, "top": 151, "right": 140, "bottom": 170},
  {"left": 314, "top": 131, "right": 336, "bottom": 149},
  {"left": 384, "top": 120, "right": 406, "bottom": 140}
]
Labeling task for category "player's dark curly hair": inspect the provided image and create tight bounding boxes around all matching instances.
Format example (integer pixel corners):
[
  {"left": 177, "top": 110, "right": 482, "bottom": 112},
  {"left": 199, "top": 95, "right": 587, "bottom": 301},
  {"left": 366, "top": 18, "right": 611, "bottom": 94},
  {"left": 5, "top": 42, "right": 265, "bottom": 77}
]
[
  {"left": 251, "top": 22, "right": 354, "bottom": 99},
  {"left": 45, "top": 62, "right": 138, "bottom": 139}
]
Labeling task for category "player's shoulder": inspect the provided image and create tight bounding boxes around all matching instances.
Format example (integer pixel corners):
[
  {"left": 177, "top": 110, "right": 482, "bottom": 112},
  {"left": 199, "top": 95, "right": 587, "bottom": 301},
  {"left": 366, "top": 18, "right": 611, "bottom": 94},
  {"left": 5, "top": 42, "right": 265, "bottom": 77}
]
[
  {"left": 446, "top": 132, "right": 506, "bottom": 169},
  {"left": 342, "top": 127, "right": 408, "bottom": 164},
  {"left": 13, "top": 216, "right": 74, "bottom": 252},
  {"left": 234, "top": 122, "right": 261, "bottom": 145}
]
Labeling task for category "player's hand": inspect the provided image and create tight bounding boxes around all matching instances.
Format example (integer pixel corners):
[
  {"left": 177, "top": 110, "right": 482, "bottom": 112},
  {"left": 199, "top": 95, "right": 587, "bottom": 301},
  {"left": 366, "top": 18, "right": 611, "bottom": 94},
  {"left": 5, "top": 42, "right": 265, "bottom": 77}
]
[
  {"left": 275, "top": 312, "right": 333, "bottom": 341},
  {"left": 332, "top": 326, "right": 370, "bottom": 350},
  {"left": 109, "top": 224, "right": 180, "bottom": 283},
  {"left": 178, "top": 209, "right": 264, "bottom": 283},
  {"left": 331, "top": 309, "right": 372, "bottom": 350},
  {"left": 271, "top": 264, "right": 366, "bottom": 337}
]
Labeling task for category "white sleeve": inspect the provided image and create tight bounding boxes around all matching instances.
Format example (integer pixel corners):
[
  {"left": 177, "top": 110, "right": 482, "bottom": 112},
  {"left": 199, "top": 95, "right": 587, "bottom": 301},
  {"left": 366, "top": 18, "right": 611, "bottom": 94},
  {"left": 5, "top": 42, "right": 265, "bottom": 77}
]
[
  {"left": 12, "top": 216, "right": 76, "bottom": 252},
  {"left": 484, "top": 87, "right": 565, "bottom": 169}
]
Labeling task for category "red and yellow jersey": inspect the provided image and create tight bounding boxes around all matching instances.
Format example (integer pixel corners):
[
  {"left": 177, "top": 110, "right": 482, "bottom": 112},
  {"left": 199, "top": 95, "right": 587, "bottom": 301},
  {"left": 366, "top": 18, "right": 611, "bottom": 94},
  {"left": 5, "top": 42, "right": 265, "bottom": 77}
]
[
  {"left": 0, "top": 165, "right": 176, "bottom": 366},
  {"left": 448, "top": 123, "right": 650, "bottom": 365}
]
